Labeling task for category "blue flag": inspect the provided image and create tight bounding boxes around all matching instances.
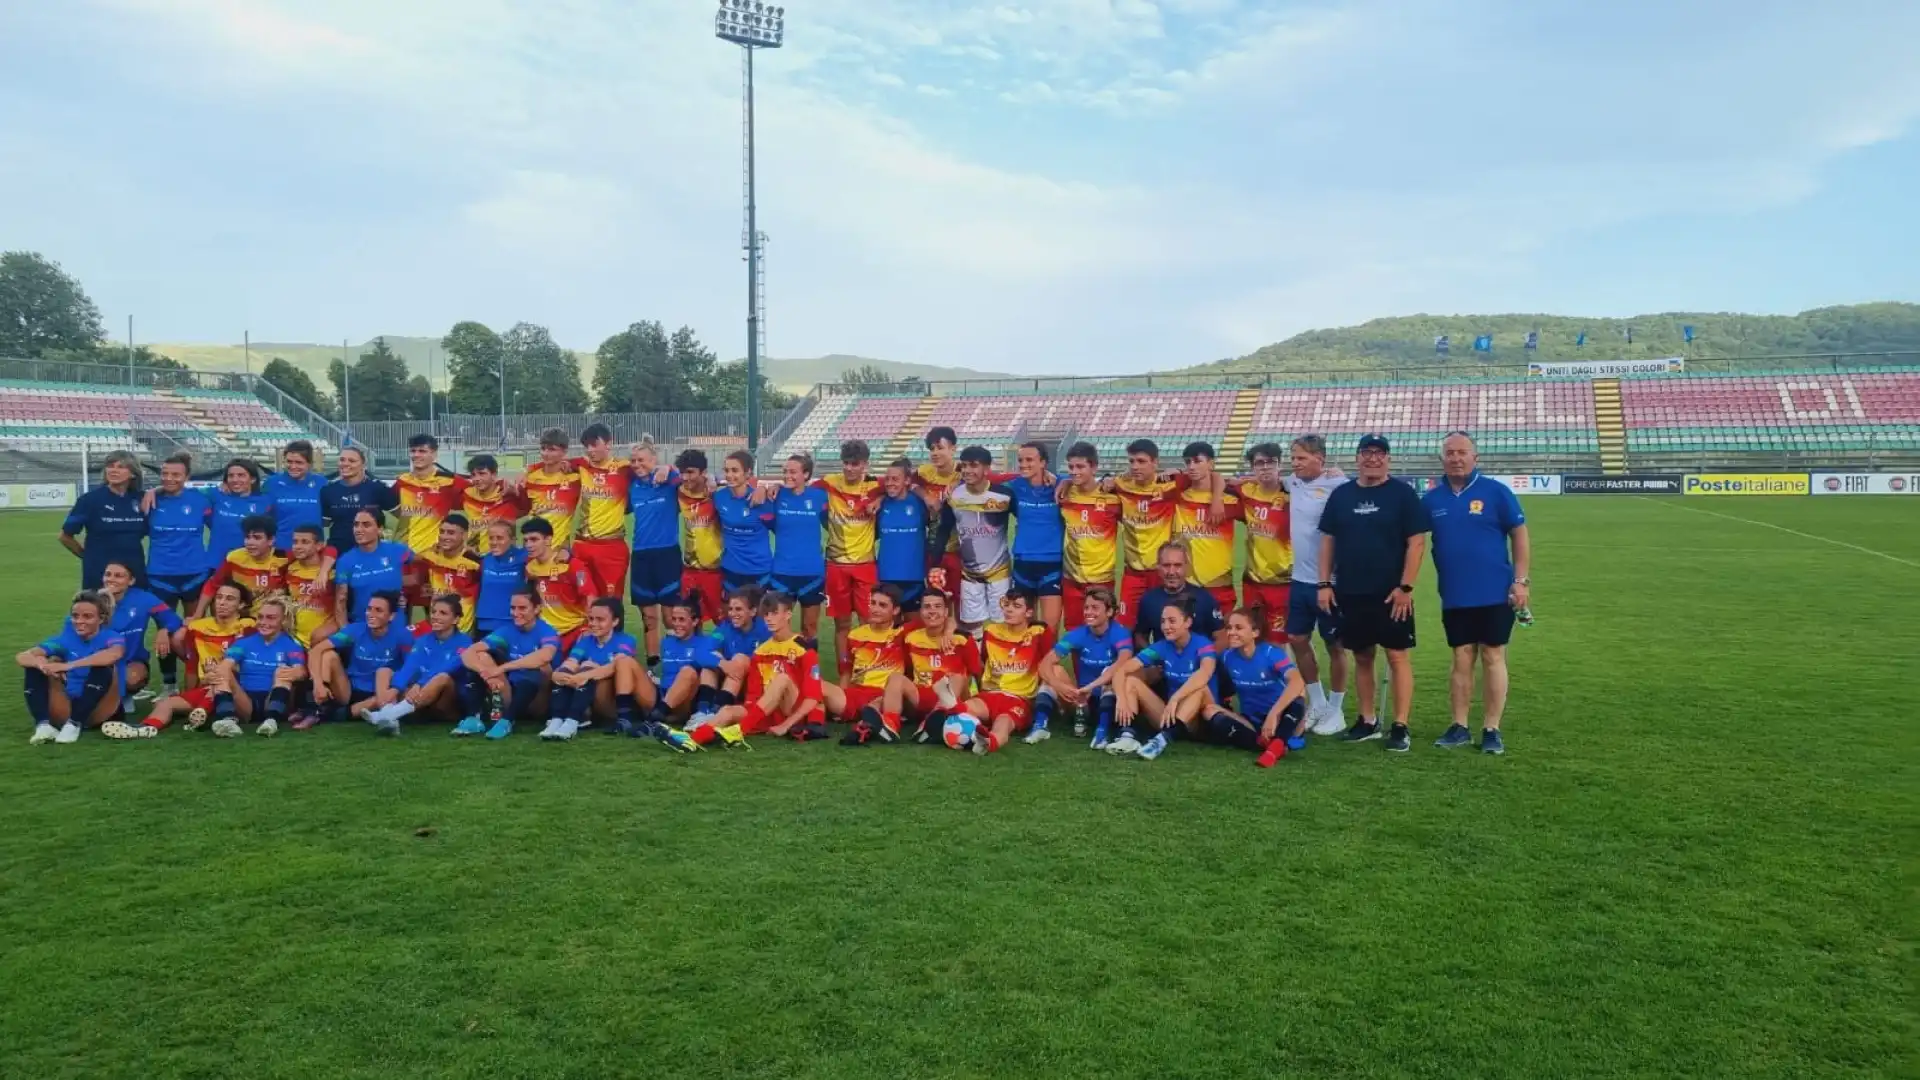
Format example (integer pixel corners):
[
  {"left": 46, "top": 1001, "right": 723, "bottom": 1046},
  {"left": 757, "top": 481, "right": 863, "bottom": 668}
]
[
  {"left": 1683, "top": 324, "right": 1695, "bottom": 343},
  {"left": 1434, "top": 335, "right": 1450, "bottom": 355},
  {"left": 1473, "top": 334, "right": 1492, "bottom": 353},
  {"left": 1524, "top": 330, "right": 1539, "bottom": 351},
  {"left": 1575, "top": 332, "right": 1587, "bottom": 348},
  {"left": 1624, "top": 326, "right": 1633, "bottom": 344}
]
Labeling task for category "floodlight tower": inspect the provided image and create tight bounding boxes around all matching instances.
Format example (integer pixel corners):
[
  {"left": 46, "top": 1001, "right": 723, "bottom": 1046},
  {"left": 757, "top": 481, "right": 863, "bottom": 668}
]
[{"left": 715, "top": 0, "right": 785, "bottom": 452}]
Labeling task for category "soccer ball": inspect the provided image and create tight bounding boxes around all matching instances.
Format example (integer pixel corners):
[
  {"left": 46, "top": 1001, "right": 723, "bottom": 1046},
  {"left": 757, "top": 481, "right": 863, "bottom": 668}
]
[{"left": 941, "top": 715, "right": 977, "bottom": 750}]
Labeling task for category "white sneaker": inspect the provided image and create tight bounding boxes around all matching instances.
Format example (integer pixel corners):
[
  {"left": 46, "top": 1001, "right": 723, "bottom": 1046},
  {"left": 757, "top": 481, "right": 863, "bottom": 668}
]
[
  {"left": 538, "top": 718, "right": 565, "bottom": 741},
  {"left": 687, "top": 711, "right": 717, "bottom": 730},
  {"left": 211, "top": 717, "right": 243, "bottom": 738},
  {"left": 102, "top": 720, "right": 157, "bottom": 740},
  {"left": 29, "top": 723, "right": 58, "bottom": 744},
  {"left": 557, "top": 718, "right": 580, "bottom": 741},
  {"left": 1022, "top": 726, "right": 1052, "bottom": 745},
  {"left": 1311, "top": 705, "right": 1346, "bottom": 736},
  {"left": 184, "top": 707, "right": 209, "bottom": 731},
  {"left": 55, "top": 722, "right": 81, "bottom": 744},
  {"left": 132, "top": 686, "right": 157, "bottom": 702},
  {"left": 1107, "top": 732, "right": 1141, "bottom": 755},
  {"left": 256, "top": 717, "right": 279, "bottom": 737}
]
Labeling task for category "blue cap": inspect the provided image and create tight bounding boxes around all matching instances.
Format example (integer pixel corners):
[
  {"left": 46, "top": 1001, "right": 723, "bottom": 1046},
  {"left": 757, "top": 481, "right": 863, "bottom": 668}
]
[{"left": 1357, "top": 434, "right": 1391, "bottom": 453}]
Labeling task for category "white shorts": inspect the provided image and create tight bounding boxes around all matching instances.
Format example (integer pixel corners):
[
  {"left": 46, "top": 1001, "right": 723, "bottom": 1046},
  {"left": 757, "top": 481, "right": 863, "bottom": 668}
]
[{"left": 960, "top": 576, "right": 1011, "bottom": 627}]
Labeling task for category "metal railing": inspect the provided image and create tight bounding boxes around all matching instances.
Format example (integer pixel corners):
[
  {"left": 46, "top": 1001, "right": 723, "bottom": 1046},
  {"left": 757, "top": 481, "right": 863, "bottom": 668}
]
[{"left": 345, "top": 408, "right": 793, "bottom": 454}]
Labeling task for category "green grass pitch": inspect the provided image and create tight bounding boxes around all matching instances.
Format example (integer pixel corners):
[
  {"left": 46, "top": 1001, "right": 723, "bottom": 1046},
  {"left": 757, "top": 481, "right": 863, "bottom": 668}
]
[{"left": 0, "top": 497, "right": 1913, "bottom": 1079}]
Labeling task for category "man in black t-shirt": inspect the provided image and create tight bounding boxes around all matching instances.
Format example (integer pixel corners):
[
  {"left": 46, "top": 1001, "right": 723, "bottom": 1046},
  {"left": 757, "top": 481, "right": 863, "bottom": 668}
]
[
  {"left": 1315, "top": 434, "right": 1431, "bottom": 752},
  {"left": 1131, "top": 540, "right": 1226, "bottom": 649}
]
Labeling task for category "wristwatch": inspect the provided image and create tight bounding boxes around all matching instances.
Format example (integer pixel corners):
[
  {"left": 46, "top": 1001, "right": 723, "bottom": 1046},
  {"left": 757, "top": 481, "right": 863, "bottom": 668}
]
[
  {"left": 1396, "top": 584, "right": 1414, "bottom": 594},
  {"left": 1316, "top": 580, "right": 1333, "bottom": 590},
  {"left": 1515, "top": 576, "right": 1531, "bottom": 586}
]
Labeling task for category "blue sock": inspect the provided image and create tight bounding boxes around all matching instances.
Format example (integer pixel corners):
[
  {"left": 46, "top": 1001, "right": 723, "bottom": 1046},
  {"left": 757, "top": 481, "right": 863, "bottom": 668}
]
[
  {"left": 1033, "top": 690, "right": 1056, "bottom": 730},
  {"left": 1096, "top": 691, "right": 1116, "bottom": 730},
  {"left": 458, "top": 679, "right": 487, "bottom": 718},
  {"left": 264, "top": 688, "right": 291, "bottom": 723},
  {"left": 213, "top": 691, "right": 236, "bottom": 720},
  {"left": 693, "top": 685, "right": 716, "bottom": 712},
  {"left": 616, "top": 699, "right": 639, "bottom": 729},
  {"left": 23, "top": 667, "right": 51, "bottom": 725}
]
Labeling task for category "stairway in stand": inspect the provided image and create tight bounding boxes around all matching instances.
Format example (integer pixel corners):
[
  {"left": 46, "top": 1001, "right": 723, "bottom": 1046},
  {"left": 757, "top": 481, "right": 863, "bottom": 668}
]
[
  {"left": 1591, "top": 378, "right": 1629, "bottom": 474},
  {"left": 155, "top": 388, "right": 246, "bottom": 455},
  {"left": 1217, "top": 388, "right": 1264, "bottom": 464},
  {"left": 882, "top": 396, "right": 939, "bottom": 461}
]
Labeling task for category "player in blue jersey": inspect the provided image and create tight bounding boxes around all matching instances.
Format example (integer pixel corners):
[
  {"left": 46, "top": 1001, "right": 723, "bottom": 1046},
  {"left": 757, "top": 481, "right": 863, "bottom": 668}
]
[
  {"left": 712, "top": 585, "right": 771, "bottom": 706},
  {"left": 875, "top": 458, "right": 930, "bottom": 609},
  {"left": 1040, "top": 584, "right": 1133, "bottom": 749},
  {"left": 459, "top": 587, "right": 560, "bottom": 740},
  {"left": 263, "top": 439, "right": 326, "bottom": 551},
  {"left": 94, "top": 559, "right": 183, "bottom": 703},
  {"left": 647, "top": 594, "right": 724, "bottom": 732},
  {"left": 307, "top": 591, "right": 411, "bottom": 729},
  {"left": 475, "top": 518, "right": 529, "bottom": 637},
  {"left": 1210, "top": 609, "right": 1310, "bottom": 768},
  {"left": 544, "top": 597, "right": 647, "bottom": 741},
  {"left": 204, "top": 459, "right": 273, "bottom": 574},
  {"left": 320, "top": 446, "right": 398, "bottom": 553},
  {"left": 1107, "top": 593, "right": 1218, "bottom": 760},
  {"left": 770, "top": 453, "right": 831, "bottom": 643},
  {"left": 625, "top": 439, "right": 683, "bottom": 666},
  {"left": 18, "top": 589, "right": 127, "bottom": 744},
  {"left": 61, "top": 449, "right": 148, "bottom": 589},
  {"left": 713, "top": 450, "right": 776, "bottom": 595},
  {"left": 367, "top": 594, "right": 473, "bottom": 732},
  {"left": 1005, "top": 441, "right": 1065, "bottom": 630},
  {"left": 210, "top": 595, "right": 308, "bottom": 738},
  {"left": 145, "top": 452, "right": 211, "bottom": 694},
  {"left": 333, "top": 508, "right": 413, "bottom": 623}
]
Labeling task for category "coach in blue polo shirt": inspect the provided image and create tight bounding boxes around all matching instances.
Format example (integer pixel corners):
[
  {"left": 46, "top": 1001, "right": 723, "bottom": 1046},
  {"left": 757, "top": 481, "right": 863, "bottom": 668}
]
[{"left": 1422, "top": 432, "right": 1529, "bottom": 756}]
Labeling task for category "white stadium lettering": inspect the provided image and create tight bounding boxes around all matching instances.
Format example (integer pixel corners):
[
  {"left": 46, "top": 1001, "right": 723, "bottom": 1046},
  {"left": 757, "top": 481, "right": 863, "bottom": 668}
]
[
  {"left": 1476, "top": 387, "right": 1528, "bottom": 428},
  {"left": 1364, "top": 391, "right": 1414, "bottom": 427}
]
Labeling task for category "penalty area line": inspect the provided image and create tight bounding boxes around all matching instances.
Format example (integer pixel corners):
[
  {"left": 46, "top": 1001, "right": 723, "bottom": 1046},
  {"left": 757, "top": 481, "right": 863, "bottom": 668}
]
[{"left": 1634, "top": 497, "right": 1920, "bottom": 569}]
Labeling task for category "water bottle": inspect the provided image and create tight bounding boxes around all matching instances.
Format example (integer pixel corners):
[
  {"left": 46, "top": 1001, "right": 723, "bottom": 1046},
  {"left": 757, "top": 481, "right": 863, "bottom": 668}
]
[{"left": 1515, "top": 605, "right": 1534, "bottom": 629}]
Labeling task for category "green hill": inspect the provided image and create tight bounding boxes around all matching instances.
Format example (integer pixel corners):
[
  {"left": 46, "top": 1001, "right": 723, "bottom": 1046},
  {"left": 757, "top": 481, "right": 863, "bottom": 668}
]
[{"left": 1180, "top": 302, "right": 1920, "bottom": 377}]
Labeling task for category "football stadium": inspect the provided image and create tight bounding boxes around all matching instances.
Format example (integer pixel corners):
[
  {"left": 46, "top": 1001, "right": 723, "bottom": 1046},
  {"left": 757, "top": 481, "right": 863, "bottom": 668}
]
[{"left": 0, "top": 347, "right": 1914, "bottom": 1077}]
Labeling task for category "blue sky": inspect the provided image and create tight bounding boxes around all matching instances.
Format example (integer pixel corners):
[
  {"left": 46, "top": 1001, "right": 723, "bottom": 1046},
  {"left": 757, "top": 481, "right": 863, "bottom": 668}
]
[{"left": 1, "top": 0, "right": 1915, "bottom": 374}]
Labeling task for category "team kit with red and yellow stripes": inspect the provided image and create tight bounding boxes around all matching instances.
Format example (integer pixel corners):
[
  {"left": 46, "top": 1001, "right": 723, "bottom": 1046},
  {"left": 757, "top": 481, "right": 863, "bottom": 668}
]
[{"left": 82, "top": 427, "right": 1324, "bottom": 761}]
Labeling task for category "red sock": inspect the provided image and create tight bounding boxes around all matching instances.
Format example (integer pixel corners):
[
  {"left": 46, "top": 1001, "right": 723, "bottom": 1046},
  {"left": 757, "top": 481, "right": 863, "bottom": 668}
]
[
  {"left": 880, "top": 711, "right": 901, "bottom": 735},
  {"left": 143, "top": 714, "right": 165, "bottom": 728},
  {"left": 985, "top": 732, "right": 1001, "bottom": 753},
  {"left": 1256, "top": 740, "right": 1286, "bottom": 768},
  {"left": 741, "top": 703, "right": 766, "bottom": 730}
]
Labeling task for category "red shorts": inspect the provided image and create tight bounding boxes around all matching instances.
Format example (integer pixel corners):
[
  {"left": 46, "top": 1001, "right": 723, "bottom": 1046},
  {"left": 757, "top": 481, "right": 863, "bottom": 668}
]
[
  {"left": 971, "top": 691, "right": 1032, "bottom": 729},
  {"left": 1241, "top": 581, "right": 1290, "bottom": 644},
  {"left": 681, "top": 568, "right": 724, "bottom": 626},
  {"left": 839, "top": 684, "right": 884, "bottom": 719},
  {"left": 927, "top": 552, "right": 964, "bottom": 601},
  {"left": 1119, "top": 569, "right": 1158, "bottom": 624},
  {"left": 177, "top": 687, "right": 215, "bottom": 711},
  {"left": 909, "top": 684, "right": 943, "bottom": 715},
  {"left": 574, "top": 538, "right": 630, "bottom": 599},
  {"left": 825, "top": 561, "right": 877, "bottom": 620},
  {"left": 1205, "top": 584, "right": 1239, "bottom": 616}
]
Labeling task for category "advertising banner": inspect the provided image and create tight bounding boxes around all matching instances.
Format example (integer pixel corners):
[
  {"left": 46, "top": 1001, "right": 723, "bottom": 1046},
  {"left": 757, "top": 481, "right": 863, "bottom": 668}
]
[
  {"left": 1563, "top": 475, "right": 1682, "bottom": 494},
  {"left": 0, "top": 482, "right": 77, "bottom": 509},
  {"left": 1527, "top": 357, "right": 1684, "bottom": 378},
  {"left": 1682, "top": 474, "right": 1810, "bottom": 496},
  {"left": 1488, "top": 474, "right": 1562, "bottom": 495},
  {"left": 1810, "top": 473, "right": 1920, "bottom": 495}
]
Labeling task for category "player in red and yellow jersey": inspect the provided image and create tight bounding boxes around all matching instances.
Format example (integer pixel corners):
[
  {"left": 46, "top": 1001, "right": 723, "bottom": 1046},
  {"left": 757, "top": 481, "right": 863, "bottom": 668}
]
[
  {"left": 520, "top": 517, "right": 592, "bottom": 651},
  {"left": 417, "top": 515, "right": 482, "bottom": 634},
  {"left": 571, "top": 422, "right": 635, "bottom": 598},
  {"left": 197, "top": 514, "right": 287, "bottom": 618},
  {"left": 141, "top": 580, "right": 256, "bottom": 731},
  {"left": 824, "top": 585, "right": 906, "bottom": 742},
  {"left": 521, "top": 428, "right": 582, "bottom": 551},
  {"left": 1112, "top": 439, "right": 1190, "bottom": 623},
  {"left": 957, "top": 589, "right": 1056, "bottom": 754},
  {"left": 693, "top": 591, "right": 825, "bottom": 743},
  {"left": 886, "top": 591, "right": 981, "bottom": 743},
  {"left": 1059, "top": 441, "right": 1124, "bottom": 631},
  {"left": 912, "top": 426, "right": 965, "bottom": 599},
  {"left": 675, "top": 448, "right": 726, "bottom": 624},
  {"left": 1233, "top": 442, "right": 1293, "bottom": 644},
  {"left": 284, "top": 524, "right": 338, "bottom": 647},
  {"left": 814, "top": 438, "right": 881, "bottom": 674},
  {"left": 392, "top": 435, "right": 467, "bottom": 609},
  {"left": 460, "top": 453, "right": 528, "bottom": 551},
  {"left": 1172, "top": 442, "right": 1241, "bottom": 613}
]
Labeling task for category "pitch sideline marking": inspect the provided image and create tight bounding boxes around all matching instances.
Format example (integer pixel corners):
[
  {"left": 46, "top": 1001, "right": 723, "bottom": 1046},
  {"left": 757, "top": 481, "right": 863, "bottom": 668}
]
[{"left": 1635, "top": 497, "right": 1920, "bottom": 569}]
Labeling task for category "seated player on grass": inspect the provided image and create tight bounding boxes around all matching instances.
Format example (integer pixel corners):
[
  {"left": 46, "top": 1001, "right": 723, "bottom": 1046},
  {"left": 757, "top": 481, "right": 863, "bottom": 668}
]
[
  {"left": 133, "top": 581, "right": 254, "bottom": 735},
  {"left": 710, "top": 585, "right": 770, "bottom": 708},
  {"left": 956, "top": 587, "right": 1055, "bottom": 755},
  {"left": 831, "top": 584, "right": 907, "bottom": 745},
  {"left": 542, "top": 597, "right": 649, "bottom": 742},
  {"left": 307, "top": 591, "right": 411, "bottom": 730},
  {"left": 887, "top": 589, "right": 981, "bottom": 744},
  {"left": 1039, "top": 584, "right": 1132, "bottom": 750},
  {"left": 645, "top": 595, "right": 724, "bottom": 733},
  {"left": 19, "top": 589, "right": 127, "bottom": 745},
  {"left": 365, "top": 594, "right": 473, "bottom": 733},
  {"left": 691, "top": 591, "right": 824, "bottom": 745},
  {"left": 458, "top": 587, "right": 561, "bottom": 741},
  {"left": 1210, "top": 608, "right": 1310, "bottom": 769},
  {"left": 95, "top": 558, "right": 182, "bottom": 702},
  {"left": 197, "top": 514, "right": 287, "bottom": 618},
  {"left": 1107, "top": 594, "right": 1218, "bottom": 761},
  {"left": 209, "top": 595, "right": 309, "bottom": 739}
]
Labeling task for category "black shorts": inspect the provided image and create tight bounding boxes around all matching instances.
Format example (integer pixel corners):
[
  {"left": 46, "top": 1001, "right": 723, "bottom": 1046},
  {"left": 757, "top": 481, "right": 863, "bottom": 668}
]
[
  {"left": 879, "top": 579, "right": 925, "bottom": 610},
  {"left": 1335, "top": 592, "right": 1416, "bottom": 652},
  {"left": 628, "top": 546, "right": 683, "bottom": 606},
  {"left": 772, "top": 572, "right": 826, "bottom": 607},
  {"left": 1010, "top": 558, "right": 1063, "bottom": 597},
  {"left": 1442, "top": 604, "right": 1515, "bottom": 648}
]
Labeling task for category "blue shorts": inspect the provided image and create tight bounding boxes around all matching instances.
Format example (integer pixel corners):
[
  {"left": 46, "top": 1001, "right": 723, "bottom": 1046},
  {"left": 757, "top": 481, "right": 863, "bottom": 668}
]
[
  {"left": 879, "top": 579, "right": 925, "bottom": 610},
  {"left": 148, "top": 572, "right": 208, "bottom": 607},
  {"left": 1285, "top": 580, "right": 1341, "bottom": 641},
  {"left": 1011, "top": 558, "right": 1064, "bottom": 597},
  {"left": 772, "top": 572, "right": 826, "bottom": 607},
  {"left": 629, "top": 545, "right": 684, "bottom": 605},
  {"left": 723, "top": 568, "right": 771, "bottom": 596}
]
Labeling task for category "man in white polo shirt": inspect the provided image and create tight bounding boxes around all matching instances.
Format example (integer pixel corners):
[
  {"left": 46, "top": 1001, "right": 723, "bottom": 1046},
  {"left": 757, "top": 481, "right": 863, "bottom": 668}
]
[{"left": 1282, "top": 435, "right": 1350, "bottom": 734}]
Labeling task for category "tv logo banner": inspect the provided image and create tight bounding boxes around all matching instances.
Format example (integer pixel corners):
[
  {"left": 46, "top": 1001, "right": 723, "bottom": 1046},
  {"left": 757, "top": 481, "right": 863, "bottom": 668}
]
[
  {"left": 1683, "top": 474, "right": 1810, "bottom": 496},
  {"left": 1527, "top": 357, "right": 1684, "bottom": 378},
  {"left": 1489, "top": 474, "right": 1562, "bottom": 495},
  {"left": 1563, "top": 475, "right": 1682, "bottom": 494},
  {"left": 1811, "top": 473, "right": 1920, "bottom": 495}
]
